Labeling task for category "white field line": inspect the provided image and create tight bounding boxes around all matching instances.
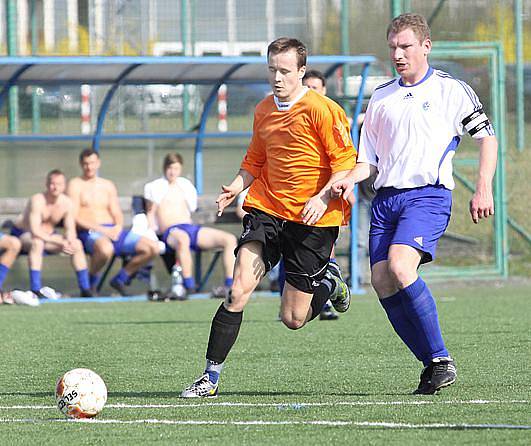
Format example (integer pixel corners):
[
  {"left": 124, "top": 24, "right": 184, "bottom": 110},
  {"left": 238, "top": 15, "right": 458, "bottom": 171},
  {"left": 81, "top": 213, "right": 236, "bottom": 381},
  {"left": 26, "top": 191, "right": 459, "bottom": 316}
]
[
  {"left": 0, "top": 399, "right": 528, "bottom": 410},
  {"left": 0, "top": 418, "right": 530, "bottom": 429}
]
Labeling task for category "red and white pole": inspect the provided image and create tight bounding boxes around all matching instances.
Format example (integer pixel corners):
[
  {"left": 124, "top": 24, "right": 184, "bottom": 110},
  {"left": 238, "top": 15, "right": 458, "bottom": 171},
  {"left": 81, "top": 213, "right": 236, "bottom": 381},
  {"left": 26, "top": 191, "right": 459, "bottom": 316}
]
[
  {"left": 217, "top": 84, "right": 227, "bottom": 132},
  {"left": 81, "top": 84, "right": 91, "bottom": 134}
]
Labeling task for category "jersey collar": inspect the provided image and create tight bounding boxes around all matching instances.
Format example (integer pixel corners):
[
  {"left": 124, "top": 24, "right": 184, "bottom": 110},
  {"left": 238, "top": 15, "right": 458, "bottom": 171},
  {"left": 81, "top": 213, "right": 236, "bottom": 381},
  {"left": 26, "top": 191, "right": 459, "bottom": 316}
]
[
  {"left": 398, "top": 66, "right": 434, "bottom": 88},
  {"left": 273, "top": 86, "right": 309, "bottom": 111}
]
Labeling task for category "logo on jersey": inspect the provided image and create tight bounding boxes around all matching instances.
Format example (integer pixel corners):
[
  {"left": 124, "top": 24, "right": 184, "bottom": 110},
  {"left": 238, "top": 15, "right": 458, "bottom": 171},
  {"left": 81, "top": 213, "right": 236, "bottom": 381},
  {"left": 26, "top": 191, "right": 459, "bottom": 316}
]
[
  {"left": 414, "top": 236, "right": 423, "bottom": 246},
  {"left": 422, "top": 101, "right": 430, "bottom": 111},
  {"left": 403, "top": 92, "right": 414, "bottom": 100},
  {"left": 333, "top": 121, "right": 352, "bottom": 148}
]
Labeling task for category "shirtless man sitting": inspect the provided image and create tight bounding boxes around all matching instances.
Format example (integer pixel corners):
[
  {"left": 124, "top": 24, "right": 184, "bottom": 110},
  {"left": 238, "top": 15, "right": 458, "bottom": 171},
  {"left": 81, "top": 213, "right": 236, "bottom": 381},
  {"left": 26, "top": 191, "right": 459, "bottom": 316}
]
[
  {"left": 0, "top": 233, "right": 22, "bottom": 303},
  {"left": 144, "top": 153, "right": 237, "bottom": 297},
  {"left": 11, "top": 169, "right": 91, "bottom": 297},
  {"left": 68, "top": 148, "right": 159, "bottom": 296}
]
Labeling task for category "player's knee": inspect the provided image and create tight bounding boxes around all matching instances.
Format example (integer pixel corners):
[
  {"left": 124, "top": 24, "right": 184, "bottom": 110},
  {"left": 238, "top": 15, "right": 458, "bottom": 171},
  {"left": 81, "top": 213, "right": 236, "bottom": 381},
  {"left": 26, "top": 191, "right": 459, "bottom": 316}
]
[
  {"left": 281, "top": 316, "right": 305, "bottom": 331},
  {"left": 7, "top": 236, "right": 22, "bottom": 253},
  {"left": 224, "top": 233, "right": 237, "bottom": 249},
  {"left": 387, "top": 259, "right": 414, "bottom": 289},
  {"left": 371, "top": 268, "right": 394, "bottom": 297},
  {"left": 31, "top": 238, "right": 44, "bottom": 251},
  {"left": 95, "top": 242, "right": 114, "bottom": 259}
]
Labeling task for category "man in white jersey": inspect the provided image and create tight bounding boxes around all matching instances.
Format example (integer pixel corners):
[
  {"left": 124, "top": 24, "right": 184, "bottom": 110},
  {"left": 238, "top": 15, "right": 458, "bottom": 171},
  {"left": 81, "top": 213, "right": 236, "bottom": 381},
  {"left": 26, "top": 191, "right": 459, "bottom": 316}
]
[
  {"left": 144, "top": 153, "right": 237, "bottom": 298},
  {"left": 332, "top": 13, "right": 497, "bottom": 394}
]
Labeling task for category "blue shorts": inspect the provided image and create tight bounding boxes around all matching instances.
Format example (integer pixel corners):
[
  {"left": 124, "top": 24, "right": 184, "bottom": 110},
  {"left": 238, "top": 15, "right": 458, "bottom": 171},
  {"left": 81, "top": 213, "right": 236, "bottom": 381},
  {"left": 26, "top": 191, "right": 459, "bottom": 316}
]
[
  {"left": 78, "top": 224, "right": 141, "bottom": 256},
  {"left": 369, "top": 185, "right": 452, "bottom": 266},
  {"left": 162, "top": 224, "right": 202, "bottom": 251}
]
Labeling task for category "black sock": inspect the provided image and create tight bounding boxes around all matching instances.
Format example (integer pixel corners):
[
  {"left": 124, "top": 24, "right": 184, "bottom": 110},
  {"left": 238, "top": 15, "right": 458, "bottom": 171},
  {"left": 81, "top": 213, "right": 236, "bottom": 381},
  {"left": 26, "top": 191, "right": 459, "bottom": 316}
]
[
  {"left": 309, "top": 283, "right": 331, "bottom": 321},
  {"left": 206, "top": 303, "right": 243, "bottom": 364}
]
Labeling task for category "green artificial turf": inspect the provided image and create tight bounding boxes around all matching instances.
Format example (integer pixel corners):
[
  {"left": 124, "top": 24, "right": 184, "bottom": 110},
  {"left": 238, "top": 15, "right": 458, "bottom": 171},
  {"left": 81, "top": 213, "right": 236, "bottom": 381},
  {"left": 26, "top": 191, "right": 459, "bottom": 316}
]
[{"left": 0, "top": 281, "right": 529, "bottom": 445}]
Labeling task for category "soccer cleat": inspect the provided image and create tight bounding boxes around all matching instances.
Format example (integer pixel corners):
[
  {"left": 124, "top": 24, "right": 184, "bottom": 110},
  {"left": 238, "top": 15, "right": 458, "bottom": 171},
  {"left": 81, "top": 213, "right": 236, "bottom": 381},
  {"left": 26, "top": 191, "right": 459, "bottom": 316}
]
[
  {"left": 110, "top": 278, "right": 133, "bottom": 297},
  {"left": 413, "top": 364, "right": 433, "bottom": 395},
  {"left": 413, "top": 357, "right": 457, "bottom": 395},
  {"left": 325, "top": 262, "right": 351, "bottom": 313},
  {"left": 80, "top": 288, "right": 94, "bottom": 298},
  {"left": 211, "top": 285, "right": 231, "bottom": 300},
  {"left": 181, "top": 373, "right": 219, "bottom": 398},
  {"left": 319, "top": 308, "right": 339, "bottom": 320}
]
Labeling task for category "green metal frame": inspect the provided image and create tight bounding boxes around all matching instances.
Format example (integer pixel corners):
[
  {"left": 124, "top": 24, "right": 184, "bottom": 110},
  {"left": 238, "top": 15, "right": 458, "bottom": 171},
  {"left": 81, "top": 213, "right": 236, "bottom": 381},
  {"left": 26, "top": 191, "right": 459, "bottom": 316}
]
[{"left": 425, "top": 41, "right": 508, "bottom": 279}]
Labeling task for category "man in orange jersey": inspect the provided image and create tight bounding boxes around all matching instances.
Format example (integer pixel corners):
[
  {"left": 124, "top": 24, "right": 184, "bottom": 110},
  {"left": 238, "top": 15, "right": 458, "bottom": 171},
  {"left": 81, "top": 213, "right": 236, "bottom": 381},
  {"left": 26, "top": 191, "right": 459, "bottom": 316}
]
[{"left": 181, "top": 37, "right": 356, "bottom": 398}]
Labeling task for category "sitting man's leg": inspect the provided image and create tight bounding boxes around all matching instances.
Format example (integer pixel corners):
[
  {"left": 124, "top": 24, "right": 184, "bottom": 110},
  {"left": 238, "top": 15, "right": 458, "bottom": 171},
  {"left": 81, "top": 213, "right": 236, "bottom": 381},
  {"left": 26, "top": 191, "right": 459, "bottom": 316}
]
[
  {"left": 195, "top": 226, "right": 237, "bottom": 298},
  {"left": 88, "top": 236, "right": 115, "bottom": 292},
  {"left": 0, "top": 234, "right": 22, "bottom": 294},
  {"left": 67, "top": 238, "right": 91, "bottom": 297},
  {"left": 110, "top": 231, "right": 159, "bottom": 296},
  {"left": 165, "top": 227, "right": 196, "bottom": 292},
  {"left": 27, "top": 237, "right": 45, "bottom": 295}
]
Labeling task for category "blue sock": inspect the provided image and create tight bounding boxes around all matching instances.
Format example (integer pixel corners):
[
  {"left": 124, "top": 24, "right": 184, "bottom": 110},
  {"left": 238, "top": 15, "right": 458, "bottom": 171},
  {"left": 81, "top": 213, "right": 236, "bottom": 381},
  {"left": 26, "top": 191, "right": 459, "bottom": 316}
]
[
  {"left": 224, "top": 277, "right": 233, "bottom": 288},
  {"left": 401, "top": 277, "right": 449, "bottom": 361},
  {"left": 0, "top": 263, "right": 9, "bottom": 288},
  {"left": 183, "top": 277, "right": 196, "bottom": 290},
  {"left": 380, "top": 291, "right": 431, "bottom": 365},
  {"left": 76, "top": 269, "right": 90, "bottom": 291},
  {"left": 30, "top": 269, "right": 42, "bottom": 291},
  {"left": 112, "top": 268, "right": 131, "bottom": 285},
  {"left": 89, "top": 273, "right": 101, "bottom": 288}
]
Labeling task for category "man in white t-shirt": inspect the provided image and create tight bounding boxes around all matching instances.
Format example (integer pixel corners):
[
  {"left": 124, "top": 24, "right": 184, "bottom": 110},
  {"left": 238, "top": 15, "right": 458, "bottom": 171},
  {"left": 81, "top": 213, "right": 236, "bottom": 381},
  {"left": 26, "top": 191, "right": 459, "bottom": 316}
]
[
  {"left": 144, "top": 153, "right": 237, "bottom": 297},
  {"left": 332, "top": 13, "right": 498, "bottom": 395}
]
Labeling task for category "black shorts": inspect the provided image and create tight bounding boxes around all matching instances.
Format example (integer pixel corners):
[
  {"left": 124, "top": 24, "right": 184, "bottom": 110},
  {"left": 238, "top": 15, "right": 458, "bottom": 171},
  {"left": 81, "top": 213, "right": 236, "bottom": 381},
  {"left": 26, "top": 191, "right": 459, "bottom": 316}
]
[{"left": 236, "top": 209, "right": 338, "bottom": 293}]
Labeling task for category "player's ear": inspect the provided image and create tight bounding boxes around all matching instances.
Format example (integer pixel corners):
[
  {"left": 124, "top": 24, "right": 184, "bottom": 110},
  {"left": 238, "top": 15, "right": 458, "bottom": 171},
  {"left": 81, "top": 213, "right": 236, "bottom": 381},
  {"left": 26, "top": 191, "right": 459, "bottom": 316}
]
[{"left": 299, "top": 66, "right": 306, "bottom": 80}]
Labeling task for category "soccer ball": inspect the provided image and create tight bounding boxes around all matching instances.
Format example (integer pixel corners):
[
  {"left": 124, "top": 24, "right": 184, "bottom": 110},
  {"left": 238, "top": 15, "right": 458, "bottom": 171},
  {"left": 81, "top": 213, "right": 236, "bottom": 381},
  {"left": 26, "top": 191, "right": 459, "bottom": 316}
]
[{"left": 55, "top": 368, "right": 107, "bottom": 418}]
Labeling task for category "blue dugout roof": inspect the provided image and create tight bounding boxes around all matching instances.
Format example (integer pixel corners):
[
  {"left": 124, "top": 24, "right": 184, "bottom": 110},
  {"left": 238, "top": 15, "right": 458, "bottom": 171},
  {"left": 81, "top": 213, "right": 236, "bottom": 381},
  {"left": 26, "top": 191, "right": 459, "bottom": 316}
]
[
  {"left": 0, "top": 55, "right": 375, "bottom": 85},
  {"left": 0, "top": 54, "right": 376, "bottom": 294}
]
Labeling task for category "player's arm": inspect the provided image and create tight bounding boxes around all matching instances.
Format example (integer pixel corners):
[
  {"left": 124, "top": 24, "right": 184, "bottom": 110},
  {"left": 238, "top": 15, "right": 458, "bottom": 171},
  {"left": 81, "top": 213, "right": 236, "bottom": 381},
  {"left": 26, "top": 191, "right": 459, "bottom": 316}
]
[
  {"left": 331, "top": 163, "right": 378, "bottom": 204},
  {"left": 469, "top": 135, "right": 497, "bottom": 224},
  {"left": 216, "top": 169, "right": 255, "bottom": 217},
  {"left": 27, "top": 195, "right": 57, "bottom": 244},
  {"left": 62, "top": 198, "right": 78, "bottom": 244},
  {"left": 302, "top": 169, "right": 353, "bottom": 225},
  {"left": 144, "top": 199, "right": 158, "bottom": 231},
  {"left": 106, "top": 182, "right": 124, "bottom": 239}
]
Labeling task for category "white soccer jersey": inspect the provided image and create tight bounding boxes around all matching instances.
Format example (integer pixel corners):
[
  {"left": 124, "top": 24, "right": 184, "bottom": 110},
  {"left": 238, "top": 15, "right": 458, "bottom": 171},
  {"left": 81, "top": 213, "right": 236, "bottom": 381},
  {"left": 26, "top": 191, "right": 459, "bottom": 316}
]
[
  {"left": 358, "top": 66, "right": 495, "bottom": 190},
  {"left": 143, "top": 176, "right": 198, "bottom": 212}
]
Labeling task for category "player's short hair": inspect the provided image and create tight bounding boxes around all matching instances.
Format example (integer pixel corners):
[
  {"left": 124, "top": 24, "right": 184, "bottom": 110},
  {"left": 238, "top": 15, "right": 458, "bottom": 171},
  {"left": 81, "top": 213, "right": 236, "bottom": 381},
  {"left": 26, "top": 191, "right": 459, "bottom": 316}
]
[
  {"left": 387, "top": 13, "right": 431, "bottom": 43},
  {"left": 79, "top": 148, "right": 99, "bottom": 163},
  {"left": 303, "top": 70, "right": 326, "bottom": 87},
  {"left": 163, "top": 153, "right": 183, "bottom": 171},
  {"left": 267, "top": 37, "right": 307, "bottom": 69},
  {"left": 46, "top": 169, "right": 65, "bottom": 184}
]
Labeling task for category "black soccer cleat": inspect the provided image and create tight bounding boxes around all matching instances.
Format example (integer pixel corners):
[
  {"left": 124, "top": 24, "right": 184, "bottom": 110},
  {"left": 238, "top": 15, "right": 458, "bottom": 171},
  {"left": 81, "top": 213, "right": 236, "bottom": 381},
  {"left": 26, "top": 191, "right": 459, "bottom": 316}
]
[
  {"left": 413, "top": 357, "right": 457, "bottom": 395},
  {"left": 110, "top": 278, "right": 133, "bottom": 297}
]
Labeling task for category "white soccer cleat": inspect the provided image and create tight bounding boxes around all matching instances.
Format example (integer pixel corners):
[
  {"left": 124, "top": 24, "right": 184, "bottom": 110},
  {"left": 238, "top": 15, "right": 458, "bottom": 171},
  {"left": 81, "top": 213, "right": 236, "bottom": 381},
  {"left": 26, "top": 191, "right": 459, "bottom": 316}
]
[
  {"left": 181, "top": 373, "right": 219, "bottom": 398},
  {"left": 11, "top": 290, "right": 40, "bottom": 307}
]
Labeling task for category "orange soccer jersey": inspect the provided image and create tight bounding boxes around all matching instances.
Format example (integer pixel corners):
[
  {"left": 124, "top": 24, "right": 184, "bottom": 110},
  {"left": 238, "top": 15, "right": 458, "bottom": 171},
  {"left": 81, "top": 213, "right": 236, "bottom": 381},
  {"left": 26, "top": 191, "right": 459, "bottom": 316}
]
[{"left": 241, "top": 89, "right": 356, "bottom": 227}]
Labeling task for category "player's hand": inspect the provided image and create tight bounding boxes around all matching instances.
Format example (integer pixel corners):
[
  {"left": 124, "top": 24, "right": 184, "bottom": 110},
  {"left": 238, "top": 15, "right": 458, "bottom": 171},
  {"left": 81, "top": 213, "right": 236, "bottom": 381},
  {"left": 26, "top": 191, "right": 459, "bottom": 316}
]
[
  {"left": 331, "top": 179, "right": 356, "bottom": 206},
  {"left": 102, "top": 225, "right": 121, "bottom": 241},
  {"left": 302, "top": 195, "right": 328, "bottom": 225},
  {"left": 469, "top": 189, "right": 494, "bottom": 224},
  {"left": 216, "top": 184, "right": 239, "bottom": 217},
  {"left": 61, "top": 239, "right": 76, "bottom": 255}
]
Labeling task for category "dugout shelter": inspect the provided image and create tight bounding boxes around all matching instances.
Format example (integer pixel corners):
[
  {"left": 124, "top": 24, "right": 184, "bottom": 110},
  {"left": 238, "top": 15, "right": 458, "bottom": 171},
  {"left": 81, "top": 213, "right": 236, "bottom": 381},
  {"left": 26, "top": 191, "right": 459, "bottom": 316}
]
[{"left": 0, "top": 55, "right": 376, "bottom": 293}]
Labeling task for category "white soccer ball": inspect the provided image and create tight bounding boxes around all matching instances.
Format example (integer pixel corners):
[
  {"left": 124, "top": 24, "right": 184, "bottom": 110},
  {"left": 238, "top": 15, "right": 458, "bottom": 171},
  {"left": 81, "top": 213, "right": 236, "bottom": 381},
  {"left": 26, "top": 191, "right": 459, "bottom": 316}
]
[{"left": 55, "top": 368, "right": 107, "bottom": 419}]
